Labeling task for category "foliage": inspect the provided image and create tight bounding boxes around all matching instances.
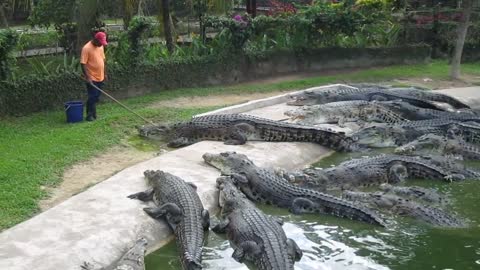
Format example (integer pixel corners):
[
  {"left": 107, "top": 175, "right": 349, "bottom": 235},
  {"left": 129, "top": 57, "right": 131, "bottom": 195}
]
[
  {"left": 16, "top": 31, "right": 59, "bottom": 50},
  {"left": 29, "top": 0, "right": 76, "bottom": 28},
  {"left": 204, "top": 14, "right": 253, "bottom": 51},
  {"left": 0, "top": 29, "right": 19, "bottom": 81},
  {"left": 205, "top": 1, "right": 398, "bottom": 53},
  {"left": 108, "top": 16, "right": 154, "bottom": 66},
  {"left": 266, "top": 0, "right": 297, "bottom": 16}
]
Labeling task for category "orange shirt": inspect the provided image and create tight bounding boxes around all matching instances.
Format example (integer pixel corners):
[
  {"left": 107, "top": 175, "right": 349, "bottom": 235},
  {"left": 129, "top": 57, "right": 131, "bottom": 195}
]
[{"left": 80, "top": 41, "right": 105, "bottom": 82}]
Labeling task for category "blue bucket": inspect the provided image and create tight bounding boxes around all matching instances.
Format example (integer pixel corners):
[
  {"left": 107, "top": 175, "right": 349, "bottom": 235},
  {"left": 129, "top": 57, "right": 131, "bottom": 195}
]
[{"left": 65, "top": 101, "right": 84, "bottom": 123}]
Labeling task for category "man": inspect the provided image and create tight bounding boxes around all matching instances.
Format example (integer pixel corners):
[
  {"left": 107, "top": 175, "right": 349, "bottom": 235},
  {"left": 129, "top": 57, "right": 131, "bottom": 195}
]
[{"left": 81, "top": 31, "right": 107, "bottom": 121}]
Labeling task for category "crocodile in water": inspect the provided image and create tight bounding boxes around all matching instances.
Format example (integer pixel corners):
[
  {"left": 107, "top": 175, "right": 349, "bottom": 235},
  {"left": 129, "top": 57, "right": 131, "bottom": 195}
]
[
  {"left": 202, "top": 151, "right": 387, "bottom": 227},
  {"left": 81, "top": 237, "right": 148, "bottom": 270},
  {"left": 295, "top": 154, "right": 464, "bottom": 190},
  {"left": 343, "top": 190, "right": 466, "bottom": 228},
  {"left": 128, "top": 170, "right": 209, "bottom": 270},
  {"left": 395, "top": 133, "right": 480, "bottom": 160},
  {"left": 212, "top": 176, "right": 302, "bottom": 270}
]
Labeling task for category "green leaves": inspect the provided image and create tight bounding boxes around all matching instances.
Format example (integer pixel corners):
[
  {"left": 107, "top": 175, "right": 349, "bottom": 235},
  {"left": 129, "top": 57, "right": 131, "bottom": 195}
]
[{"left": 0, "top": 29, "right": 19, "bottom": 80}]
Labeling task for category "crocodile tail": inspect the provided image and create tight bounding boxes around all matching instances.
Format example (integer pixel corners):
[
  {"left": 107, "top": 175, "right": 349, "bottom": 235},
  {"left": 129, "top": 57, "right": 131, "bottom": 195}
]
[
  {"left": 432, "top": 94, "right": 471, "bottom": 109},
  {"left": 186, "top": 259, "right": 202, "bottom": 270},
  {"left": 320, "top": 195, "right": 387, "bottom": 227},
  {"left": 184, "top": 253, "right": 202, "bottom": 270}
]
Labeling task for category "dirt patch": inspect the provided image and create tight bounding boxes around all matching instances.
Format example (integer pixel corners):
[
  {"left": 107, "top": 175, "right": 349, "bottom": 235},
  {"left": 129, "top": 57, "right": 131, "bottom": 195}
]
[
  {"left": 39, "top": 145, "right": 157, "bottom": 211},
  {"left": 149, "top": 91, "right": 291, "bottom": 109}
]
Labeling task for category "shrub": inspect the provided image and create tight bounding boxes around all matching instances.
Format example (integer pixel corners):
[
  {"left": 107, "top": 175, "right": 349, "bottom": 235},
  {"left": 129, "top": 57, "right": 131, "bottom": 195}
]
[{"left": 0, "top": 29, "right": 19, "bottom": 81}]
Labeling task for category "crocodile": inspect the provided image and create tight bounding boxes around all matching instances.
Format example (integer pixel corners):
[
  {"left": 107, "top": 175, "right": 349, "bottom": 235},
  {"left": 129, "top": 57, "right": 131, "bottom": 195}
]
[
  {"left": 343, "top": 190, "right": 466, "bottom": 228},
  {"left": 81, "top": 237, "right": 148, "bottom": 270},
  {"left": 212, "top": 176, "right": 302, "bottom": 270},
  {"left": 202, "top": 151, "right": 387, "bottom": 227},
  {"left": 387, "top": 87, "right": 471, "bottom": 109},
  {"left": 418, "top": 155, "right": 480, "bottom": 180},
  {"left": 295, "top": 154, "right": 464, "bottom": 191},
  {"left": 287, "top": 85, "right": 444, "bottom": 110},
  {"left": 378, "top": 183, "right": 447, "bottom": 205},
  {"left": 381, "top": 100, "right": 477, "bottom": 121},
  {"left": 395, "top": 133, "right": 480, "bottom": 160},
  {"left": 128, "top": 170, "right": 209, "bottom": 270},
  {"left": 350, "top": 118, "right": 478, "bottom": 148},
  {"left": 137, "top": 113, "right": 357, "bottom": 151},
  {"left": 284, "top": 100, "right": 409, "bottom": 126}
]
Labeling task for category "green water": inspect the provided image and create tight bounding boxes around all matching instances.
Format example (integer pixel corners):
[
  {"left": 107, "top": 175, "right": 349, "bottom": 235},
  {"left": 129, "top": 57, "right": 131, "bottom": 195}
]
[{"left": 145, "top": 151, "right": 480, "bottom": 270}]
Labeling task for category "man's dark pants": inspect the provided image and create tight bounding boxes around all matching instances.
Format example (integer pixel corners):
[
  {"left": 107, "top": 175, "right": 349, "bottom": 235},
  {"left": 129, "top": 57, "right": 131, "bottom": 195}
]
[{"left": 86, "top": 81, "right": 103, "bottom": 120}]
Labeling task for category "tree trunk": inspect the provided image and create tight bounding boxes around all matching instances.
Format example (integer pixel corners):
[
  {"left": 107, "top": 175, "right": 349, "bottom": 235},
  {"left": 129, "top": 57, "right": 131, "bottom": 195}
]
[
  {"left": 76, "top": 0, "right": 100, "bottom": 54},
  {"left": 161, "top": 0, "right": 174, "bottom": 53},
  {"left": 252, "top": 0, "right": 256, "bottom": 17},
  {"left": 0, "top": 5, "right": 9, "bottom": 28},
  {"left": 450, "top": 0, "right": 473, "bottom": 79}
]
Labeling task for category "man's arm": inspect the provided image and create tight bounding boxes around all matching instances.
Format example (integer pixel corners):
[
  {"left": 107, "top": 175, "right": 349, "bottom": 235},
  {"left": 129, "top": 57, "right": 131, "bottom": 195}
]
[
  {"left": 104, "top": 61, "right": 107, "bottom": 81},
  {"left": 80, "top": 45, "right": 91, "bottom": 83},
  {"left": 81, "top": 64, "right": 92, "bottom": 83}
]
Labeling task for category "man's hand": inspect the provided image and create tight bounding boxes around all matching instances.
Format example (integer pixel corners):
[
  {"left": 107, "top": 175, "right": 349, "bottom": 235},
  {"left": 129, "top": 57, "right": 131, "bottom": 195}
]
[{"left": 104, "top": 74, "right": 108, "bottom": 82}]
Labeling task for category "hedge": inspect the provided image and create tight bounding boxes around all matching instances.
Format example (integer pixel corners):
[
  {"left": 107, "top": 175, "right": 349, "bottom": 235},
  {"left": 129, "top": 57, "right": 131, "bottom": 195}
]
[{"left": 0, "top": 45, "right": 431, "bottom": 116}]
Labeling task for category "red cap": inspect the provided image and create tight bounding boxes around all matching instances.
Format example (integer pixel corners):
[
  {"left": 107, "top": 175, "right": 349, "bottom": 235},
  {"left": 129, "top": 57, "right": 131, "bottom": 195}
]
[{"left": 94, "top": 32, "right": 108, "bottom": 46}]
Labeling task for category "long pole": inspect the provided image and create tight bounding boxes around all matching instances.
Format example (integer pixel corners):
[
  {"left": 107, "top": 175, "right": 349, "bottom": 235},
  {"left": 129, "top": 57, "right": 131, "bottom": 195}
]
[{"left": 83, "top": 79, "right": 155, "bottom": 125}]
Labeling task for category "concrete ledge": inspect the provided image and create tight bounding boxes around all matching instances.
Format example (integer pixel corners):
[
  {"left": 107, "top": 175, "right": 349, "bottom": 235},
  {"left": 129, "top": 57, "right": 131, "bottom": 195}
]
[
  {"left": 0, "top": 85, "right": 341, "bottom": 270},
  {"left": 0, "top": 141, "right": 328, "bottom": 270}
]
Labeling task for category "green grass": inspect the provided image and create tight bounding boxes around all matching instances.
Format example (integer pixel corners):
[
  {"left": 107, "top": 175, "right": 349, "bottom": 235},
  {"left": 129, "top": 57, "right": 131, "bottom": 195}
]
[{"left": 1, "top": 60, "right": 479, "bottom": 230}]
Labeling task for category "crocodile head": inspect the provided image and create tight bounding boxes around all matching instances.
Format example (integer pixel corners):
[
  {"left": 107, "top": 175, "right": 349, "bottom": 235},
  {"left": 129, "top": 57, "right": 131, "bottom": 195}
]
[
  {"left": 203, "top": 152, "right": 255, "bottom": 174},
  {"left": 344, "top": 191, "right": 399, "bottom": 209},
  {"left": 287, "top": 90, "right": 329, "bottom": 106},
  {"left": 351, "top": 124, "right": 403, "bottom": 147},
  {"left": 116, "top": 237, "right": 148, "bottom": 267},
  {"left": 216, "top": 176, "right": 249, "bottom": 214},
  {"left": 136, "top": 123, "right": 175, "bottom": 140},
  {"left": 395, "top": 134, "right": 445, "bottom": 155}
]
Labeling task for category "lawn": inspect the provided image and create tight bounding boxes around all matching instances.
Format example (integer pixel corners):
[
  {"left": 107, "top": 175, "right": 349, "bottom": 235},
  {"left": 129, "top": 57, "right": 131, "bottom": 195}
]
[{"left": 1, "top": 60, "right": 479, "bottom": 230}]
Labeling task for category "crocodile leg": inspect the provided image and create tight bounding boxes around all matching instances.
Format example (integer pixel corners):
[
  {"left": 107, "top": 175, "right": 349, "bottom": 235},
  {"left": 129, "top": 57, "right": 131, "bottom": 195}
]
[
  {"left": 291, "top": 197, "right": 316, "bottom": 214},
  {"left": 232, "top": 241, "right": 262, "bottom": 263},
  {"left": 444, "top": 174, "right": 466, "bottom": 182},
  {"left": 211, "top": 217, "right": 230, "bottom": 233},
  {"left": 201, "top": 209, "right": 210, "bottom": 230},
  {"left": 286, "top": 238, "right": 303, "bottom": 262},
  {"left": 229, "top": 173, "right": 249, "bottom": 184},
  {"left": 127, "top": 188, "right": 154, "bottom": 201},
  {"left": 269, "top": 215, "right": 284, "bottom": 225},
  {"left": 388, "top": 162, "right": 409, "bottom": 183},
  {"left": 225, "top": 124, "right": 251, "bottom": 145},
  {"left": 80, "top": 262, "right": 104, "bottom": 270},
  {"left": 186, "top": 182, "right": 198, "bottom": 190},
  {"left": 167, "top": 137, "right": 194, "bottom": 148},
  {"left": 143, "top": 203, "right": 182, "bottom": 224}
]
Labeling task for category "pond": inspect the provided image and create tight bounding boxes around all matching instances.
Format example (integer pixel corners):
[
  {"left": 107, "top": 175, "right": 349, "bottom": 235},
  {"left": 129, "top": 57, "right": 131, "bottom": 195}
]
[{"left": 145, "top": 150, "right": 480, "bottom": 270}]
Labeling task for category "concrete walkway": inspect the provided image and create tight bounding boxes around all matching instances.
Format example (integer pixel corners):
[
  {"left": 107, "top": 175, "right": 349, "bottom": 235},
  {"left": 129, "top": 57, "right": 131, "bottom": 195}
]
[
  {"left": 1, "top": 85, "right": 478, "bottom": 270},
  {"left": 0, "top": 85, "right": 340, "bottom": 270}
]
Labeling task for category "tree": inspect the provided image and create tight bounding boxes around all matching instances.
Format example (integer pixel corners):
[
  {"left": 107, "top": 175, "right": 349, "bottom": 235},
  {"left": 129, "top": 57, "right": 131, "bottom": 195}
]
[
  {"left": 450, "top": 0, "right": 473, "bottom": 79},
  {"left": 76, "top": 0, "right": 100, "bottom": 52},
  {"left": 160, "top": 0, "right": 174, "bottom": 53}
]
